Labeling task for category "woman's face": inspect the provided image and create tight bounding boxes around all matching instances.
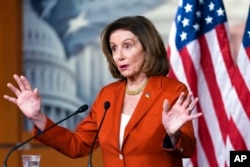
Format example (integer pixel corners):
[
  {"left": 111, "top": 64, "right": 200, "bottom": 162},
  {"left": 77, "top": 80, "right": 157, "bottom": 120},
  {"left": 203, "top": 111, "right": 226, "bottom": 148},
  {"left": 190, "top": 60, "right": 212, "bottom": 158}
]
[{"left": 109, "top": 30, "right": 146, "bottom": 78}]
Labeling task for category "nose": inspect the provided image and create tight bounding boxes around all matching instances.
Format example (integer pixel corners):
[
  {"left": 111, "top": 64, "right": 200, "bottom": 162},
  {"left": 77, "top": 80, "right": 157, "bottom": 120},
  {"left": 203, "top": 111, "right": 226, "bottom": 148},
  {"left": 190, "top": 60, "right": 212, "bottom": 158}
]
[{"left": 117, "top": 49, "right": 125, "bottom": 61}]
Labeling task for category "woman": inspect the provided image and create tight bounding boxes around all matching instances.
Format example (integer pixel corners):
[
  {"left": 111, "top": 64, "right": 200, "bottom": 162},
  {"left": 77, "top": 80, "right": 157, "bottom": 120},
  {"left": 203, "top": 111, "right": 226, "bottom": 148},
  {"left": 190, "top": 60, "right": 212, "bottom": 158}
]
[{"left": 4, "top": 15, "right": 202, "bottom": 167}]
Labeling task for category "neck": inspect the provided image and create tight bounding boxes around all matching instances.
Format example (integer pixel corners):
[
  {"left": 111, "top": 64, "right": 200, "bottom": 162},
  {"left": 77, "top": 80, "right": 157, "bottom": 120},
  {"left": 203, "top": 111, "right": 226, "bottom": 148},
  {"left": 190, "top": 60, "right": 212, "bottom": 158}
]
[{"left": 126, "top": 78, "right": 148, "bottom": 95}]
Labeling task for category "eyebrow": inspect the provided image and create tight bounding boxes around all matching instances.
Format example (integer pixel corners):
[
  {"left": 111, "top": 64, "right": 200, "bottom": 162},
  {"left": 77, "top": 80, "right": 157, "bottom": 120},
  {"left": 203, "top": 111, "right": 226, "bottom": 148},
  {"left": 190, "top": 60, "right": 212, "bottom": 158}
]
[{"left": 110, "top": 37, "right": 137, "bottom": 45}]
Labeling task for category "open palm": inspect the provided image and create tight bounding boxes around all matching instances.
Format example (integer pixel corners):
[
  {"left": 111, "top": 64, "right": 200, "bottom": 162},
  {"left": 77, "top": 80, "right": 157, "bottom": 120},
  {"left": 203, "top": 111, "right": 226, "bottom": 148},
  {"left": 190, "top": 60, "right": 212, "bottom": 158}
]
[
  {"left": 3, "top": 75, "right": 42, "bottom": 119},
  {"left": 162, "top": 92, "right": 202, "bottom": 136}
]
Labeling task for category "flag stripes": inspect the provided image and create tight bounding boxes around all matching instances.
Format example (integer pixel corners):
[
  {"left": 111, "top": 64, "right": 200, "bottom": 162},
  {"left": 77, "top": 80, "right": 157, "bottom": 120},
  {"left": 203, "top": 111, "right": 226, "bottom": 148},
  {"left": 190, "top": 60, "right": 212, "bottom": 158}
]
[
  {"left": 228, "top": 5, "right": 250, "bottom": 151},
  {"left": 166, "top": 0, "right": 250, "bottom": 166}
]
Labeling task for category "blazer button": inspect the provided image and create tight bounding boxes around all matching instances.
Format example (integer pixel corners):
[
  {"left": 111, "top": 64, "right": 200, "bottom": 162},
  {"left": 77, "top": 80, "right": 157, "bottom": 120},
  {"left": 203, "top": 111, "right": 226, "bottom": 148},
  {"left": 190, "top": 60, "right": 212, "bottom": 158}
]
[{"left": 119, "top": 153, "right": 124, "bottom": 160}]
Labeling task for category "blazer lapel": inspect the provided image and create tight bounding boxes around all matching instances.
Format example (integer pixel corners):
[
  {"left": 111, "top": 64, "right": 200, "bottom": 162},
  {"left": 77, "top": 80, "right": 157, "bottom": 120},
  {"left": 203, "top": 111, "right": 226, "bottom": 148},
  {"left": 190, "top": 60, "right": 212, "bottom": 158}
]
[
  {"left": 123, "top": 76, "right": 163, "bottom": 143},
  {"left": 112, "top": 80, "right": 126, "bottom": 149}
]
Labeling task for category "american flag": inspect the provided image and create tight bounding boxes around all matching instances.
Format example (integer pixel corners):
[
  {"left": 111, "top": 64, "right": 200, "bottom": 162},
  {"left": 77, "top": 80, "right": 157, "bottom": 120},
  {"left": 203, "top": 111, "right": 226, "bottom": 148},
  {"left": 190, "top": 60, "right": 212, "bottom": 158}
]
[
  {"left": 228, "top": 5, "right": 250, "bottom": 151},
  {"left": 167, "top": 0, "right": 250, "bottom": 166}
]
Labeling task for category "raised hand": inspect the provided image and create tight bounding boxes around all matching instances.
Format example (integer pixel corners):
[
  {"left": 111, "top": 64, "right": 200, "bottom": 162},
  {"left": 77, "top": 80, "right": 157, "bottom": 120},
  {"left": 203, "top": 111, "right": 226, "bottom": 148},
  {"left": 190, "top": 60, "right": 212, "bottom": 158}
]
[
  {"left": 162, "top": 92, "right": 202, "bottom": 137},
  {"left": 3, "top": 74, "right": 42, "bottom": 119}
]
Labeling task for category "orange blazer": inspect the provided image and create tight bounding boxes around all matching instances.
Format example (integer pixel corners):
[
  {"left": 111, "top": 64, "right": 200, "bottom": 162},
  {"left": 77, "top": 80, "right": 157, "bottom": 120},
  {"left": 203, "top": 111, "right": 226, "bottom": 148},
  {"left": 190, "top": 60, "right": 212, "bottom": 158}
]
[{"left": 35, "top": 75, "right": 196, "bottom": 167}]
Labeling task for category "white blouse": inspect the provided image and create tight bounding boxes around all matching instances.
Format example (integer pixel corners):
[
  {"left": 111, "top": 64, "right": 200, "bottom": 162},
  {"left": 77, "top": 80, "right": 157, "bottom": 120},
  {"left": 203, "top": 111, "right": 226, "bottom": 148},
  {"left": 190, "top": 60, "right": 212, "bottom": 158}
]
[{"left": 119, "top": 113, "right": 132, "bottom": 150}]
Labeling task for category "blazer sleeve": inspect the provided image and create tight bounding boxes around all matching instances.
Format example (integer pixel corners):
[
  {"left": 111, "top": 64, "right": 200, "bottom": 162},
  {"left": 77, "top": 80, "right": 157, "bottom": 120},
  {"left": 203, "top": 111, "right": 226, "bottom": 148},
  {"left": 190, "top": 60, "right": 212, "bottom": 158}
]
[
  {"left": 32, "top": 88, "right": 107, "bottom": 158},
  {"left": 160, "top": 83, "right": 196, "bottom": 158}
]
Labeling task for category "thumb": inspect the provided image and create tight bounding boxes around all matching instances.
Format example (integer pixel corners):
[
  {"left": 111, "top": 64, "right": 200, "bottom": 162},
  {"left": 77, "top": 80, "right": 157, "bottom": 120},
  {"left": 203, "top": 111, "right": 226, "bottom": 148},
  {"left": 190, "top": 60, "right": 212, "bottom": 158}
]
[{"left": 162, "top": 99, "right": 169, "bottom": 112}]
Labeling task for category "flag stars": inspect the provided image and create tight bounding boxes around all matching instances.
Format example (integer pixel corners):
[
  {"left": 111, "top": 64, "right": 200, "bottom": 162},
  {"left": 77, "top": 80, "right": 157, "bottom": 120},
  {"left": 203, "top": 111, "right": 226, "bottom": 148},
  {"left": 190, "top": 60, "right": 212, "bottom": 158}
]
[
  {"left": 247, "top": 31, "right": 250, "bottom": 38},
  {"left": 196, "top": 11, "right": 202, "bottom": 18},
  {"left": 208, "top": 2, "right": 215, "bottom": 11},
  {"left": 199, "top": 0, "right": 204, "bottom": 4},
  {"left": 178, "top": 0, "right": 183, "bottom": 7},
  {"left": 205, "top": 15, "right": 213, "bottom": 24},
  {"left": 184, "top": 3, "right": 193, "bottom": 13},
  {"left": 180, "top": 31, "right": 187, "bottom": 41},
  {"left": 177, "top": 15, "right": 181, "bottom": 22},
  {"left": 217, "top": 8, "right": 225, "bottom": 16},
  {"left": 174, "top": 0, "right": 228, "bottom": 50},
  {"left": 182, "top": 18, "right": 190, "bottom": 27},
  {"left": 193, "top": 23, "right": 200, "bottom": 31}
]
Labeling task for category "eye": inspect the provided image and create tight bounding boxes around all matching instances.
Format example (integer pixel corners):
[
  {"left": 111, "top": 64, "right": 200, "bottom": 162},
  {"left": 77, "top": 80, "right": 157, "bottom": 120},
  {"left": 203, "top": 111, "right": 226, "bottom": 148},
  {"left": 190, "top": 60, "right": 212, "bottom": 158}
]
[
  {"left": 111, "top": 45, "right": 117, "bottom": 52},
  {"left": 124, "top": 43, "right": 132, "bottom": 49}
]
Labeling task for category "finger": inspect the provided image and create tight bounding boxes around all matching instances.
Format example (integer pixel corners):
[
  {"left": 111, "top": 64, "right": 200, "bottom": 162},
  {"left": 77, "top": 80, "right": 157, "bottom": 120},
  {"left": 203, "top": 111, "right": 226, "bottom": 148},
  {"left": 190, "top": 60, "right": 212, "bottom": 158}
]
[
  {"left": 3, "top": 95, "right": 17, "bottom": 104},
  {"left": 7, "top": 83, "right": 21, "bottom": 96},
  {"left": 33, "top": 88, "right": 39, "bottom": 96},
  {"left": 187, "top": 97, "right": 198, "bottom": 110},
  {"left": 182, "top": 92, "right": 193, "bottom": 109},
  {"left": 188, "top": 112, "right": 203, "bottom": 120},
  {"left": 13, "top": 74, "right": 26, "bottom": 92},
  {"left": 20, "top": 75, "right": 32, "bottom": 90},
  {"left": 175, "top": 92, "right": 186, "bottom": 105},
  {"left": 162, "top": 99, "right": 169, "bottom": 112}
]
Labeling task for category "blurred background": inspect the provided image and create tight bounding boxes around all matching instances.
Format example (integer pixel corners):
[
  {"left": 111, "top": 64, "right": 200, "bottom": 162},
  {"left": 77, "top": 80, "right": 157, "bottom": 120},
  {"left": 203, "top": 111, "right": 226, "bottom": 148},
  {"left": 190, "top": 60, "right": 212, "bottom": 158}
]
[{"left": 0, "top": 0, "right": 249, "bottom": 166}]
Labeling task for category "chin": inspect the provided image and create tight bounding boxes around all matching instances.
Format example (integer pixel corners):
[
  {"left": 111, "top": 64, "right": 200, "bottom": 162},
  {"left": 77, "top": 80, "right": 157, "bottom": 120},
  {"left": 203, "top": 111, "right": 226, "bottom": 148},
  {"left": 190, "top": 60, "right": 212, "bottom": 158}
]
[{"left": 122, "top": 74, "right": 133, "bottom": 78}]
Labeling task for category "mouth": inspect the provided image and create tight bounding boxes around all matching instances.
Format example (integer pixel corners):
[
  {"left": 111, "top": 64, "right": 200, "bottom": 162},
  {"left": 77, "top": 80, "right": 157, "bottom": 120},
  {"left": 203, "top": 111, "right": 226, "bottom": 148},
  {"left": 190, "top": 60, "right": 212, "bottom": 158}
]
[{"left": 119, "top": 65, "right": 129, "bottom": 71}]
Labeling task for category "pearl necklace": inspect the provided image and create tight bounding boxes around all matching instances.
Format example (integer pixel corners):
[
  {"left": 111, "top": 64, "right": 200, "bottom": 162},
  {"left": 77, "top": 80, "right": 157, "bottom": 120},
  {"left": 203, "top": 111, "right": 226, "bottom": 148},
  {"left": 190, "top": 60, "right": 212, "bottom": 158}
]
[{"left": 126, "top": 80, "right": 148, "bottom": 95}]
